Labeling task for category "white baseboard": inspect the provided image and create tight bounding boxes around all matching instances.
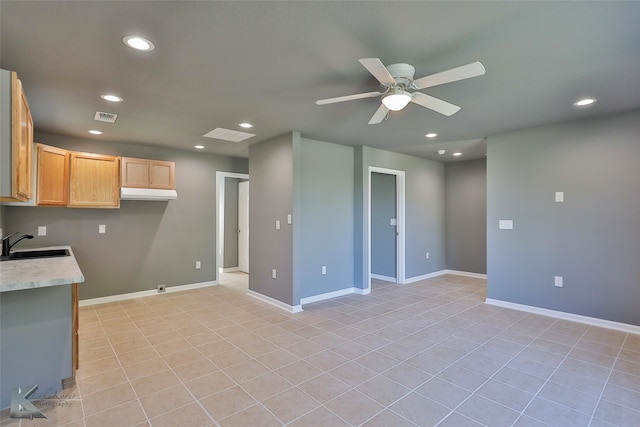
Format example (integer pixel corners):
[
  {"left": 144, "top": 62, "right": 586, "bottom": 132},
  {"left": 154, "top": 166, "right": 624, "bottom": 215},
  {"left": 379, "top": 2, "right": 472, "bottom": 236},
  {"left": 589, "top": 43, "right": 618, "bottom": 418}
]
[
  {"left": 444, "top": 269, "right": 487, "bottom": 279},
  {"left": 355, "top": 287, "right": 371, "bottom": 295},
  {"left": 300, "top": 287, "right": 357, "bottom": 306},
  {"left": 371, "top": 274, "right": 396, "bottom": 282},
  {"left": 485, "top": 298, "right": 640, "bottom": 336},
  {"left": 219, "top": 267, "right": 239, "bottom": 273},
  {"left": 246, "top": 290, "right": 303, "bottom": 313},
  {"left": 403, "top": 269, "right": 487, "bottom": 284},
  {"left": 403, "top": 269, "right": 447, "bottom": 283},
  {"left": 79, "top": 281, "right": 218, "bottom": 307}
]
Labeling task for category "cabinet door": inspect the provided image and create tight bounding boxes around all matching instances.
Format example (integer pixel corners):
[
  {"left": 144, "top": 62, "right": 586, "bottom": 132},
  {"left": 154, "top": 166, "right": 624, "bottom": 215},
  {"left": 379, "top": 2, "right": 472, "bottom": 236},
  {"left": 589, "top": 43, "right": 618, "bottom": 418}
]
[
  {"left": 5, "top": 73, "right": 33, "bottom": 202},
  {"left": 16, "top": 82, "right": 33, "bottom": 200},
  {"left": 121, "top": 157, "right": 150, "bottom": 188},
  {"left": 69, "top": 152, "right": 120, "bottom": 208},
  {"left": 36, "top": 144, "right": 69, "bottom": 206},
  {"left": 149, "top": 160, "right": 175, "bottom": 189}
]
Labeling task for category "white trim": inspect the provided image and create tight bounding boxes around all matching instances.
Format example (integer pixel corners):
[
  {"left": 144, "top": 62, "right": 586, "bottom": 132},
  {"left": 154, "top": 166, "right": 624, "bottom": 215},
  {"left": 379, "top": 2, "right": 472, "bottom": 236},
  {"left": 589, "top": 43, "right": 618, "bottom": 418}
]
[
  {"left": 354, "top": 287, "right": 371, "bottom": 295},
  {"left": 216, "top": 171, "right": 250, "bottom": 285},
  {"left": 444, "top": 269, "right": 487, "bottom": 279},
  {"left": 79, "top": 281, "right": 218, "bottom": 307},
  {"left": 371, "top": 274, "right": 396, "bottom": 283},
  {"left": 300, "top": 287, "right": 356, "bottom": 305},
  {"left": 404, "top": 269, "right": 447, "bottom": 283},
  {"left": 485, "top": 298, "right": 640, "bottom": 336},
  {"left": 368, "top": 167, "right": 406, "bottom": 293},
  {"left": 219, "top": 267, "right": 239, "bottom": 273},
  {"left": 246, "top": 290, "right": 303, "bottom": 313}
]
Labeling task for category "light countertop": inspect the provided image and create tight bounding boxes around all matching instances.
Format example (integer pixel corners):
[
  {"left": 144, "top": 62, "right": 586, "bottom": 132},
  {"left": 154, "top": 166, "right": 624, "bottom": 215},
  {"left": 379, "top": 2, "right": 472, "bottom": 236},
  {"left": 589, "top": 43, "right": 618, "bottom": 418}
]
[{"left": 0, "top": 246, "right": 85, "bottom": 293}]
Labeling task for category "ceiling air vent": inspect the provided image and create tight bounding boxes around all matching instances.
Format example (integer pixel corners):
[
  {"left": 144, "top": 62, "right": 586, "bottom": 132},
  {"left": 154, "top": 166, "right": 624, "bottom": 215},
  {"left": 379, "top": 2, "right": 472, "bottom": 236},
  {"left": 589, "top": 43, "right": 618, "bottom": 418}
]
[
  {"left": 94, "top": 111, "right": 118, "bottom": 123},
  {"left": 203, "top": 127, "right": 255, "bottom": 142}
]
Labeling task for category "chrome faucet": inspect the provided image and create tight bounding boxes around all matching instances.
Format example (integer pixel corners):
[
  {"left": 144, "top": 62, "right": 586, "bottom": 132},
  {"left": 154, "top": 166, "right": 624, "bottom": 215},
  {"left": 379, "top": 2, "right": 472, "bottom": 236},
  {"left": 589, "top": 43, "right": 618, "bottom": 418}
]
[{"left": 1, "top": 232, "right": 34, "bottom": 257}]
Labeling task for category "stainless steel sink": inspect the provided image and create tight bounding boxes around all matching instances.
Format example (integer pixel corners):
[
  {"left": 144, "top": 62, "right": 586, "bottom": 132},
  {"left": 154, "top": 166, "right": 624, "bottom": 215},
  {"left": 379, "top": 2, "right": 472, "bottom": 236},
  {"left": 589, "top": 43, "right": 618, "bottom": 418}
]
[{"left": 1, "top": 249, "right": 70, "bottom": 261}]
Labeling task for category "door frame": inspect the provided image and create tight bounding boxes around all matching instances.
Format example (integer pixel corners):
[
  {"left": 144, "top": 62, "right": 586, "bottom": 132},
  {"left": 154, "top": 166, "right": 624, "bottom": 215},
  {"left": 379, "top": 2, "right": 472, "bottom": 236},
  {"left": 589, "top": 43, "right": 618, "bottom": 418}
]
[
  {"left": 367, "top": 166, "right": 406, "bottom": 292},
  {"left": 215, "top": 171, "right": 250, "bottom": 284},
  {"left": 237, "top": 180, "right": 249, "bottom": 273}
]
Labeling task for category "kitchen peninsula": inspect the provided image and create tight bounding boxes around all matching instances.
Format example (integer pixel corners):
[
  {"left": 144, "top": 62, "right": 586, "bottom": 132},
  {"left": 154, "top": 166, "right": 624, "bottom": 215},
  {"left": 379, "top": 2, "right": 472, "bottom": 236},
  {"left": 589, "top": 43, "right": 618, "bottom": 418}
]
[{"left": 0, "top": 246, "right": 84, "bottom": 410}]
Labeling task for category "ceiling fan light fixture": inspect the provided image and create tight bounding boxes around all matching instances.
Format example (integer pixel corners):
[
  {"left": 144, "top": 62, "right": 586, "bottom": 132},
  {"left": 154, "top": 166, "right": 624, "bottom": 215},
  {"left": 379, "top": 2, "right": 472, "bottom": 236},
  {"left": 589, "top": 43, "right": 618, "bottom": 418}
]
[{"left": 382, "top": 89, "right": 412, "bottom": 111}]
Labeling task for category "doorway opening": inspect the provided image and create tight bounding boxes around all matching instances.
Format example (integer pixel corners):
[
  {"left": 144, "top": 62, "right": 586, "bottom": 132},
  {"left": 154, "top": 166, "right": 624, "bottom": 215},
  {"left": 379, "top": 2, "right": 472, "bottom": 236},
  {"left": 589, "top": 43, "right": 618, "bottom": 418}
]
[
  {"left": 216, "top": 171, "right": 249, "bottom": 292},
  {"left": 367, "top": 167, "right": 405, "bottom": 292}
]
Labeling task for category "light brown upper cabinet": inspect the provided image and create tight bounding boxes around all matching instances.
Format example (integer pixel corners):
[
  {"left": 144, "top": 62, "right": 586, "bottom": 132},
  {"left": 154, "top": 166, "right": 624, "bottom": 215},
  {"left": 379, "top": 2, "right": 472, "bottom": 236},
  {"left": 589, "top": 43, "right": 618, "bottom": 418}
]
[
  {"left": 69, "top": 152, "right": 120, "bottom": 208},
  {"left": 0, "top": 70, "right": 33, "bottom": 202},
  {"left": 36, "top": 144, "right": 70, "bottom": 206},
  {"left": 121, "top": 157, "right": 175, "bottom": 190}
]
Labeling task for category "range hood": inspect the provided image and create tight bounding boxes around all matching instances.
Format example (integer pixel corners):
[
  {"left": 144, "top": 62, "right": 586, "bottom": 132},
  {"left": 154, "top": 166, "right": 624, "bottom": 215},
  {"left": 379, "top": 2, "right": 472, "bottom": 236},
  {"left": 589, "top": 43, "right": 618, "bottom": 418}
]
[{"left": 120, "top": 187, "right": 178, "bottom": 201}]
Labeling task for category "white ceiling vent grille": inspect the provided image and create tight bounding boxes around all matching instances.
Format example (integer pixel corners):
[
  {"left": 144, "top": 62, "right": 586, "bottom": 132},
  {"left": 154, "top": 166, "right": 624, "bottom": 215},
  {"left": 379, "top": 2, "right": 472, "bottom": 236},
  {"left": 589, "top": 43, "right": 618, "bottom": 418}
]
[
  {"left": 203, "top": 127, "right": 255, "bottom": 142},
  {"left": 94, "top": 111, "right": 118, "bottom": 123}
]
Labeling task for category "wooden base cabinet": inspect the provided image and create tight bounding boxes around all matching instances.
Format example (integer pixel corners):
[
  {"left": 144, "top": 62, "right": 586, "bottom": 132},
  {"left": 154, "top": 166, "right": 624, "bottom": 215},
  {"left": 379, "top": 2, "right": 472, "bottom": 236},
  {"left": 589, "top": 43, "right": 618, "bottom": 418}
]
[{"left": 69, "top": 152, "right": 120, "bottom": 208}]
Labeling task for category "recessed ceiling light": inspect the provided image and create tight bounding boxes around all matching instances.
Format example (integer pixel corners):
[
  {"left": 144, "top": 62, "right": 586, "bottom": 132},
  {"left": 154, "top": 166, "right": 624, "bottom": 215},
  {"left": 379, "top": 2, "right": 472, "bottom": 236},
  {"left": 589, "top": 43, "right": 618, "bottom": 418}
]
[
  {"left": 573, "top": 98, "right": 596, "bottom": 107},
  {"left": 123, "top": 36, "right": 155, "bottom": 51},
  {"left": 88, "top": 130, "right": 103, "bottom": 135},
  {"left": 194, "top": 145, "right": 205, "bottom": 150},
  {"left": 425, "top": 133, "right": 438, "bottom": 138},
  {"left": 453, "top": 152, "right": 463, "bottom": 156},
  {"left": 238, "top": 122, "right": 253, "bottom": 129},
  {"left": 101, "top": 94, "right": 123, "bottom": 103},
  {"left": 437, "top": 150, "right": 446, "bottom": 155}
]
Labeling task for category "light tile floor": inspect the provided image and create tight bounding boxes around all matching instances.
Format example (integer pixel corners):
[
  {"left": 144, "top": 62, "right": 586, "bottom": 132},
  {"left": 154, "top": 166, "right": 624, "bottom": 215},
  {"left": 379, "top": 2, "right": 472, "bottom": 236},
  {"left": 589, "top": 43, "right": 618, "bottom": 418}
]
[{"left": 2, "top": 274, "right": 640, "bottom": 426}]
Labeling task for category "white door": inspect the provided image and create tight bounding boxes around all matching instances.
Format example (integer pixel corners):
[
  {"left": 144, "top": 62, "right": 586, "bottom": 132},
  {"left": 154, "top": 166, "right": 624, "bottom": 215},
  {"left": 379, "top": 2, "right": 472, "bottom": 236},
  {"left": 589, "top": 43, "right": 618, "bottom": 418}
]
[{"left": 238, "top": 181, "right": 249, "bottom": 273}]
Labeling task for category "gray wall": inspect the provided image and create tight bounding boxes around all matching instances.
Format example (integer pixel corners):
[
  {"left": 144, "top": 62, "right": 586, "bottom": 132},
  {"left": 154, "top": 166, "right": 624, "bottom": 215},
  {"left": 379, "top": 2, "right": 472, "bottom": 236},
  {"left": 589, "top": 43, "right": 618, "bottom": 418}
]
[
  {"left": 296, "top": 138, "right": 354, "bottom": 301},
  {"left": 355, "top": 146, "right": 446, "bottom": 288},
  {"left": 487, "top": 110, "right": 640, "bottom": 326},
  {"left": 371, "top": 172, "right": 396, "bottom": 278},
  {"left": 445, "top": 158, "right": 487, "bottom": 274},
  {"left": 223, "top": 177, "right": 240, "bottom": 269},
  {"left": 4, "top": 132, "right": 247, "bottom": 299},
  {"left": 249, "top": 133, "right": 295, "bottom": 305}
]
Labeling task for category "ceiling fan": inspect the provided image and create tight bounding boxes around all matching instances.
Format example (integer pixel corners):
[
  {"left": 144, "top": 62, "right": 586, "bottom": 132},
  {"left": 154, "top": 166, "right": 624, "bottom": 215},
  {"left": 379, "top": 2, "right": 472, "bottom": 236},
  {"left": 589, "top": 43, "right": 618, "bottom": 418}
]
[{"left": 316, "top": 58, "right": 486, "bottom": 124}]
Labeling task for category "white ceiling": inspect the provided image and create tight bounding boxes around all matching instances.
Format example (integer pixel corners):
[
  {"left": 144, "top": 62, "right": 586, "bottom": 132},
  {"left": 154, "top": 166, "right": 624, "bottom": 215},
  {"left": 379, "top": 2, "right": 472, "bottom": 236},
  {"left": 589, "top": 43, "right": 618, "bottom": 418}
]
[{"left": 2, "top": 1, "right": 639, "bottom": 162}]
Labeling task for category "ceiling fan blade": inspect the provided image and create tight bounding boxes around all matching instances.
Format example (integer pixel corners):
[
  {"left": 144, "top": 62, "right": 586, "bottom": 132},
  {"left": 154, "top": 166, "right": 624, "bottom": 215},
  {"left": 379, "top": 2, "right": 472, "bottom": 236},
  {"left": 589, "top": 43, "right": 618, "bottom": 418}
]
[
  {"left": 368, "top": 104, "right": 389, "bottom": 124},
  {"left": 413, "top": 61, "right": 486, "bottom": 90},
  {"left": 358, "top": 58, "right": 397, "bottom": 87},
  {"left": 316, "top": 91, "right": 382, "bottom": 105},
  {"left": 411, "top": 92, "right": 461, "bottom": 116}
]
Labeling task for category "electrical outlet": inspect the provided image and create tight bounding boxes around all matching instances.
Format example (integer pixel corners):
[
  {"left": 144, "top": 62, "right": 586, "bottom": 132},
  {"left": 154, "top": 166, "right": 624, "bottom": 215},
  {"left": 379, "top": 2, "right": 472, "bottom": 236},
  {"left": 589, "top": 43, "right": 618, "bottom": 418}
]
[
  {"left": 99, "top": 224, "right": 106, "bottom": 234},
  {"left": 195, "top": 261, "right": 201, "bottom": 269},
  {"left": 554, "top": 276, "right": 563, "bottom": 288},
  {"left": 272, "top": 269, "right": 277, "bottom": 279},
  {"left": 157, "top": 285, "right": 166, "bottom": 293},
  {"left": 426, "top": 252, "right": 430, "bottom": 259},
  {"left": 321, "top": 265, "right": 327, "bottom": 275},
  {"left": 275, "top": 220, "right": 281, "bottom": 230},
  {"left": 38, "top": 226, "right": 47, "bottom": 236}
]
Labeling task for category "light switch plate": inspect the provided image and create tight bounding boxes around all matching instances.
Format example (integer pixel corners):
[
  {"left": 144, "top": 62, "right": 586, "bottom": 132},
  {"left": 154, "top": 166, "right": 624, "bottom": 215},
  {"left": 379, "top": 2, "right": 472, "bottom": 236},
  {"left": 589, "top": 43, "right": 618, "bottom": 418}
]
[
  {"left": 555, "top": 192, "right": 564, "bottom": 202},
  {"left": 195, "top": 261, "right": 201, "bottom": 269},
  {"left": 275, "top": 220, "right": 281, "bottom": 230},
  {"left": 287, "top": 214, "right": 292, "bottom": 224},
  {"left": 99, "top": 224, "right": 106, "bottom": 234},
  {"left": 390, "top": 218, "right": 397, "bottom": 226},
  {"left": 321, "top": 266, "right": 327, "bottom": 275},
  {"left": 499, "top": 220, "right": 514, "bottom": 230},
  {"left": 554, "top": 276, "right": 563, "bottom": 288},
  {"left": 38, "top": 226, "right": 47, "bottom": 236},
  {"left": 272, "top": 269, "right": 277, "bottom": 279}
]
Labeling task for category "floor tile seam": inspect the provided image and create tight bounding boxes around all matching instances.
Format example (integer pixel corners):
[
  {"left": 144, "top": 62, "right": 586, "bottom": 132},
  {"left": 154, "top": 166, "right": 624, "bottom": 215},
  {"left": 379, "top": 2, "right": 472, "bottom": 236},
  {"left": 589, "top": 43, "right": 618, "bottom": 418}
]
[
  {"left": 439, "top": 318, "right": 566, "bottom": 426},
  {"left": 256, "top": 383, "right": 325, "bottom": 426},
  {"left": 586, "top": 332, "right": 630, "bottom": 427},
  {"left": 434, "top": 411, "right": 489, "bottom": 427},
  {"left": 513, "top": 322, "right": 594, "bottom": 426}
]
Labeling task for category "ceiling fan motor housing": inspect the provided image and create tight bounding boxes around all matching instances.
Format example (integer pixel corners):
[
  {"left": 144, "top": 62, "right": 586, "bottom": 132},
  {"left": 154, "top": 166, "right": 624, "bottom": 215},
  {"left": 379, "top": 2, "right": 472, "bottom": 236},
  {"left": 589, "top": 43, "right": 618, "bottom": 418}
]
[{"left": 386, "top": 63, "right": 416, "bottom": 87}]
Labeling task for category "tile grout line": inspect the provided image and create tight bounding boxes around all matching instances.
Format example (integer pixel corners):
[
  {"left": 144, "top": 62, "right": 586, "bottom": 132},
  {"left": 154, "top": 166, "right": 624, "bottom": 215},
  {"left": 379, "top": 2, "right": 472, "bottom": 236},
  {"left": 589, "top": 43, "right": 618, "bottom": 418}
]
[{"left": 586, "top": 332, "right": 629, "bottom": 427}]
